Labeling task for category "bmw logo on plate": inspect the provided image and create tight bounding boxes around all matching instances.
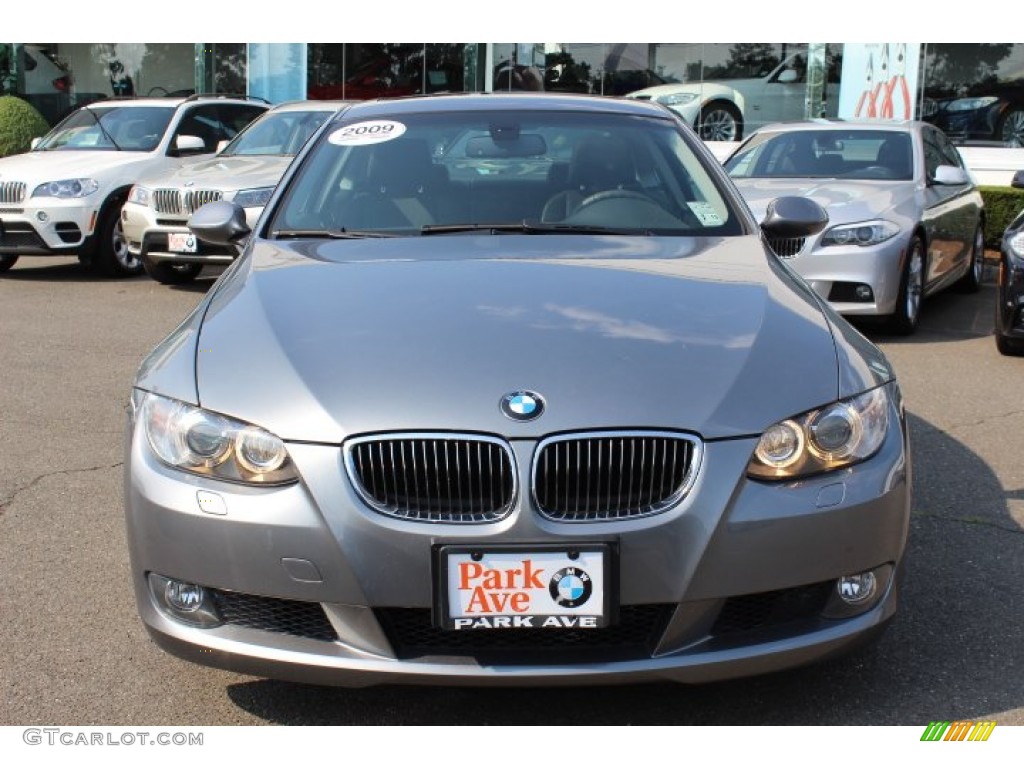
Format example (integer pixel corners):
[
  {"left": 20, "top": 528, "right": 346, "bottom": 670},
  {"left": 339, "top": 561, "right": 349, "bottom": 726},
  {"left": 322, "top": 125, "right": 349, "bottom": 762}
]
[
  {"left": 499, "top": 391, "right": 544, "bottom": 422},
  {"left": 549, "top": 567, "right": 593, "bottom": 608}
]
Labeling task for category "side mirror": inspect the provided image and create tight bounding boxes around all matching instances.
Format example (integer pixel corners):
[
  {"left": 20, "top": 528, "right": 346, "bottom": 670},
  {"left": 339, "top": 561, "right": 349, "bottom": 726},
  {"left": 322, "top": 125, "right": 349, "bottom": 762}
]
[
  {"left": 761, "top": 196, "right": 829, "bottom": 238},
  {"left": 188, "top": 200, "right": 251, "bottom": 246},
  {"left": 174, "top": 134, "right": 207, "bottom": 156},
  {"left": 1011, "top": 169, "right": 1024, "bottom": 190},
  {"left": 30, "top": 137, "right": 42, "bottom": 150},
  {"left": 932, "top": 165, "right": 969, "bottom": 186},
  {"left": 776, "top": 68, "right": 799, "bottom": 84},
  {"left": 216, "top": 139, "right": 229, "bottom": 154}
]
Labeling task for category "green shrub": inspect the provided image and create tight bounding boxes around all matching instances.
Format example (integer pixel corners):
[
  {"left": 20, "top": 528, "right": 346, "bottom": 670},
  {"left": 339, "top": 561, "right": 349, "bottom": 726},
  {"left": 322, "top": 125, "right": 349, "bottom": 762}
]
[
  {"left": 980, "top": 185, "right": 1024, "bottom": 248},
  {"left": 0, "top": 95, "right": 51, "bottom": 158}
]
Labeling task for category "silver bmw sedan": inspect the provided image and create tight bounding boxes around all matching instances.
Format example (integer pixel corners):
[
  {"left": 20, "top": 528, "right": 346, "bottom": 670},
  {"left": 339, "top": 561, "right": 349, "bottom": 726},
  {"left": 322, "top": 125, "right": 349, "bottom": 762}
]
[{"left": 124, "top": 94, "right": 911, "bottom": 687}]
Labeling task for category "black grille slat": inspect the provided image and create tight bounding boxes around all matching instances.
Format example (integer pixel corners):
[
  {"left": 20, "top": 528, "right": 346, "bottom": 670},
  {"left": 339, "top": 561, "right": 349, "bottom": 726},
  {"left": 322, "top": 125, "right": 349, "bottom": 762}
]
[
  {"left": 376, "top": 605, "right": 674, "bottom": 664},
  {"left": 710, "top": 582, "right": 833, "bottom": 637},
  {"left": 211, "top": 590, "right": 337, "bottom": 641},
  {"left": 348, "top": 435, "right": 515, "bottom": 523},
  {"left": 535, "top": 433, "right": 698, "bottom": 521},
  {"left": 767, "top": 236, "right": 806, "bottom": 258}
]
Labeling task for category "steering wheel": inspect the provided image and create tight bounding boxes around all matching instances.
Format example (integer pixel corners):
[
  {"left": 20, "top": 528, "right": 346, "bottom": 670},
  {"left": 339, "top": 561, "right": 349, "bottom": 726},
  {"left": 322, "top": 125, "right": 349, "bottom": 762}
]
[{"left": 575, "top": 189, "right": 653, "bottom": 211}]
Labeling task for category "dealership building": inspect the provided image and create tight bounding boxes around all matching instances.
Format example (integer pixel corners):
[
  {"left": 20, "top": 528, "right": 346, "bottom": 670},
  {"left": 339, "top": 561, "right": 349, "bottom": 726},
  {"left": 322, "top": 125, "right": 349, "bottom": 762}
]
[{"left": 2, "top": 42, "right": 1022, "bottom": 154}]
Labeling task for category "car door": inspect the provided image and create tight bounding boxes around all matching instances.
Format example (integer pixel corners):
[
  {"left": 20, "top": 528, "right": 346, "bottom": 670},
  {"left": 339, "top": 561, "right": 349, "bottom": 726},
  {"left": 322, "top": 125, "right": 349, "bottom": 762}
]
[{"left": 920, "top": 126, "right": 978, "bottom": 287}]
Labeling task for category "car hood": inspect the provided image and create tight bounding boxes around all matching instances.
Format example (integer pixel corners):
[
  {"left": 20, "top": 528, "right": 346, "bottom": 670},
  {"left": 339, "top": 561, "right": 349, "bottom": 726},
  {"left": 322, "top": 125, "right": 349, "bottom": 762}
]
[
  {"left": 139, "top": 154, "right": 292, "bottom": 191},
  {"left": 185, "top": 235, "right": 849, "bottom": 443},
  {"left": 732, "top": 178, "right": 915, "bottom": 225},
  {"left": 0, "top": 149, "right": 157, "bottom": 181}
]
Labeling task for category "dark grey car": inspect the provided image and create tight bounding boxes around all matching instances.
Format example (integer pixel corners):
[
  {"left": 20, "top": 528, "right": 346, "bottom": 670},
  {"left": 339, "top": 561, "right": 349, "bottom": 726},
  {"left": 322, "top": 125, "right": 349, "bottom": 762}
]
[{"left": 124, "top": 94, "right": 911, "bottom": 686}]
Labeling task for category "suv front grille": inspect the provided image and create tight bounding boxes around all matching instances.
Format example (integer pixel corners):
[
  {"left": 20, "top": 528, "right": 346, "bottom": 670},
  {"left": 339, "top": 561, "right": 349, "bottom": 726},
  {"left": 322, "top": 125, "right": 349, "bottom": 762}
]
[
  {"left": 0, "top": 181, "right": 26, "bottom": 204},
  {"left": 152, "top": 188, "right": 223, "bottom": 215},
  {"left": 534, "top": 432, "right": 700, "bottom": 521},
  {"left": 346, "top": 434, "right": 516, "bottom": 523}
]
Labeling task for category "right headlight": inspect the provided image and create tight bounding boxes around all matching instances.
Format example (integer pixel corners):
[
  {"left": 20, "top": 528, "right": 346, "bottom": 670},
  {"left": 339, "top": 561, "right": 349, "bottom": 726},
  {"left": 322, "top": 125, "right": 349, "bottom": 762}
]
[
  {"left": 657, "top": 93, "right": 698, "bottom": 107},
  {"left": 137, "top": 391, "right": 297, "bottom": 485},
  {"left": 820, "top": 220, "right": 900, "bottom": 247},
  {"left": 747, "top": 385, "right": 891, "bottom": 480},
  {"left": 127, "top": 185, "right": 151, "bottom": 206}
]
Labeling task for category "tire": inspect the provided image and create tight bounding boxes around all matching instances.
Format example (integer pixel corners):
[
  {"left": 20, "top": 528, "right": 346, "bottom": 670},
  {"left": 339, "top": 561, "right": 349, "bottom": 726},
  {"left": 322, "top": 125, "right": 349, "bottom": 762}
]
[
  {"left": 954, "top": 224, "right": 985, "bottom": 293},
  {"left": 997, "top": 107, "right": 1024, "bottom": 148},
  {"left": 697, "top": 101, "right": 743, "bottom": 142},
  {"left": 93, "top": 204, "right": 143, "bottom": 277},
  {"left": 142, "top": 256, "right": 202, "bottom": 285},
  {"left": 995, "top": 334, "right": 1024, "bottom": 356},
  {"left": 0, "top": 255, "right": 19, "bottom": 272},
  {"left": 887, "top": 235, "right": 925, "bottom": 335}
]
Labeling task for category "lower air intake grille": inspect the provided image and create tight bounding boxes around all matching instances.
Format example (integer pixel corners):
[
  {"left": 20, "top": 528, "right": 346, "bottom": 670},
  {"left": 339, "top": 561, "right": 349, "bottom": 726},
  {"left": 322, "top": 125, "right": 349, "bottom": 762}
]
[
  {"left": 710, "top": 581, "right": 833, "bottom": 637},
  {"left": 210, "top": 590, "right": 338, "bottom": 641},
  {"left": 534, "top": 432, "right": 700, "bottom": 521},
  {"left": 346, "top": 434, "right": 516, "bottom": 523},
  {"left": 767, "top": 237, "right": 806, "bottom": 258},
  {"left": 376, "top": 605, "right": 674, "bottom": 664}
]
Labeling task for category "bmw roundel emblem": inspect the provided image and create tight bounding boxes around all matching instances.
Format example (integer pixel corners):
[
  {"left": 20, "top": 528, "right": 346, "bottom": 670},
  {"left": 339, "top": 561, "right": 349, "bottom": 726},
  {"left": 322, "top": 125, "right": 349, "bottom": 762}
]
[
  {"left": 549, "top": 567, "right": 593, "bottom": 608},
  {"left": 499, "top": 390, "right": 544, "bottom": 421}
]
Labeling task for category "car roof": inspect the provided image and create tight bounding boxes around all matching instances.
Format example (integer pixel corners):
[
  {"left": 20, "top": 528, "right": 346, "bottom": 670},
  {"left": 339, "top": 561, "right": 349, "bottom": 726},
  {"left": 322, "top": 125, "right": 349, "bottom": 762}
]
[
  {"left": 82, "top": 95, "right": 266, "bottom": 110},
  {"left": 754, "top": 119, "right": 924, "bottom": 134},
  {"left": 269, "top": 100, "right": 354, "bottom": 113},
  {"left": 327, "top": 92, "right": 671, "bottom": 121}
]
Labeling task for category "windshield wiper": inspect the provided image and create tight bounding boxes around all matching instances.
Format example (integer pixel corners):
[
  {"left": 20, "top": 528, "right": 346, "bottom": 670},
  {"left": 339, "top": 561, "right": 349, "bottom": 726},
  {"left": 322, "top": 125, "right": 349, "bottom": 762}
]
[
  {"left": 81, "top": 105, "right": 122, "bottom": 151},
  {"left": 421, "top": 221, "right": 653, "bottom": 236},
  {"left": 272, "top": 228, "right": 399, "bottom": 239}
]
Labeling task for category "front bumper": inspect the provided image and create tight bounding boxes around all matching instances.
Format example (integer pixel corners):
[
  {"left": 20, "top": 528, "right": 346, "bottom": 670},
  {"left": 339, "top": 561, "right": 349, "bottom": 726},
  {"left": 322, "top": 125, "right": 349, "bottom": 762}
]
[
  {"left": 0, "top": 198, "right": 97, "bottom": 255},
  {"left": 996, "top": 251, "right": 1024, "bottom": 338},
  {"left": 783, "top": 236, "right": 906, "bottom": 317},
  {"left": 122, "top": 202, "right": 244, "bottom": 264},
  {"left": 124, "top": 399, "right": 911, "bottom": 686}
]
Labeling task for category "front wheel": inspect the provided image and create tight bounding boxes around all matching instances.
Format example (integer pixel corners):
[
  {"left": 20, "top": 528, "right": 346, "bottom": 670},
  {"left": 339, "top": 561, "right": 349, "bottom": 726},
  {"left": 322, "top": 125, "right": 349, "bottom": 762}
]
[
  {"left": 996, "top": 334, "right": 1024, "bottom": 356},
  {"left": 697, "top": 102, "right": 743, "bottom": 142},
  {"left": 94, "top": 205, "right": 143, "bottom": 277},
  {"left": 0, "top": 255, "right": 19, "bottom": 272},
  {"left": 142, "top": 256, "right": 203, "bottom": 285},
  {"left": 954, "top": 224, "right": 985, "bottom": 293},
  {"left": 886, "top": 235, "right": 925, "bottom": 335},
  {"left": 998, "top": 107, "right": 1024, "bottom": 147}
]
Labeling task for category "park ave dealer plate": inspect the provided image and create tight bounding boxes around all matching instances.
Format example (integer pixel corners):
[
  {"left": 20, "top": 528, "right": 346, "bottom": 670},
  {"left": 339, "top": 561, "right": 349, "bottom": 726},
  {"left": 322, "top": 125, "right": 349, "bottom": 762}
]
[
  {"left": 438, "top": 546, "right": 610, "bottom": 630},
  {"left": 167, "top": 232, "right": 198, "bottom": 253}
]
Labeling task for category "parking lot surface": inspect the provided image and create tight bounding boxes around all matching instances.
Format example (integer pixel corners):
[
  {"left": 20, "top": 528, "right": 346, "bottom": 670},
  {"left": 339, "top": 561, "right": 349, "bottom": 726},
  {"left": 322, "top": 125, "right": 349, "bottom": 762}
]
[{"left": 1, "top": 257, "right": 1021, "bottom": 725}]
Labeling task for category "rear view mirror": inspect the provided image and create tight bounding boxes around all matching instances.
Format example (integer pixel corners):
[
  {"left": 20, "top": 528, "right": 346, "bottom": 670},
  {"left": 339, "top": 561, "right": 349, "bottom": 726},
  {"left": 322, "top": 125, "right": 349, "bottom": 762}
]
[
  {"left": 174, "top": 135, "right": 207, "bottom": 156},
  {"left": 30, "top": 137, "right": 42, "bottom": 150},
  {"left": 1011, "top": 169, "right": 1024, "bottom": 190},
  {"left": 777, "top": 69, "right": 799, "bottom": 84},
  {"left": 466, "top": 134, "right": 547, "bottom": 158},
  {"left": 932, "top": 165, "right": 969, "bottom": 186},
  {"left": 189, "top": 200, "right": 250, "bottom": 246},
  {"left": 761, "top": 196, "right": 829, "bottom": 238},
  {"left": 216, "top": 139, "right": 229, "bottom": 154}
]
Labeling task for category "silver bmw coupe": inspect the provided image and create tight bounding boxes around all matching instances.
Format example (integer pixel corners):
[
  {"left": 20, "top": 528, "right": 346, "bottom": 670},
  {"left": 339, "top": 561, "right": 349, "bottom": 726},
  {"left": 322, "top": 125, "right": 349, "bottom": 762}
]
[{"left": 124, "top": 94, "right": 911, "bottom": 686}]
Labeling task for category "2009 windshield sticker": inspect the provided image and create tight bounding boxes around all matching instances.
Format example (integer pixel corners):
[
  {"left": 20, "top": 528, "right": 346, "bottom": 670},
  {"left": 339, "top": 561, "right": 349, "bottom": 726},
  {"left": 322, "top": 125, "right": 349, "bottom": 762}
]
[
  {"left": 687, "top": 202, "right": 724, "bottom": 226},
  {"left": 328, "top": 120, "right": 407, "bottom": 146}
]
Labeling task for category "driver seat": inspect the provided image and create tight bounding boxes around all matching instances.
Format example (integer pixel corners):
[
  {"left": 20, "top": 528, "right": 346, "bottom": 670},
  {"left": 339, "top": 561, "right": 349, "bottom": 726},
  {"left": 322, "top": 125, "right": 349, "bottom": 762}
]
[{"left": 541, "top": 136, "right": 636, "bottom": 221}]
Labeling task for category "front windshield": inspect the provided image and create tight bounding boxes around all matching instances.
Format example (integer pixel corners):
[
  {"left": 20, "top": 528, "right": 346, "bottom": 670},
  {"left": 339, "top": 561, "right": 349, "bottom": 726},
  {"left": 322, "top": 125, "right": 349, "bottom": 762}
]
[
  {"left": 725, "top": 129, "right": 914, "bottom": 181},
  {"left": 221, "top": 109, "right": 334, "bottom": 157},
  {"left": 36, "top": 106, "right": 174, "bottom": 152},
  {"left": 270, "top": 109, "right": 742, "bottom": 237}
]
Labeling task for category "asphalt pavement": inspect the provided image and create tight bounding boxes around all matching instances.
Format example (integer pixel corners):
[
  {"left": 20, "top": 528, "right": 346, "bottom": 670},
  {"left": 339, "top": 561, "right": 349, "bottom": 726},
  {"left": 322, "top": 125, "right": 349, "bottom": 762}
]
[{"left": 0, "top": 256, "right": 1021, "bottom": 726}]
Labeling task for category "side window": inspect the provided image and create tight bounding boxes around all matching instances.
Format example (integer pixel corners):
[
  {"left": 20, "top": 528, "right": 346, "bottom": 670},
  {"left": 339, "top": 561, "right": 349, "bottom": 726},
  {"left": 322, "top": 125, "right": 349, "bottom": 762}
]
[
  {"left": 219, "top": 105, "right": 267, "bottom": 139},
  {"left": 934, "top": 130, "right": 965, "bottom": 169},
  {"left": 922, "top": 131, "right": 944, "bottom": 181},
  {"left": 173, "top": 105, "right": 224, "bottom": 153}
]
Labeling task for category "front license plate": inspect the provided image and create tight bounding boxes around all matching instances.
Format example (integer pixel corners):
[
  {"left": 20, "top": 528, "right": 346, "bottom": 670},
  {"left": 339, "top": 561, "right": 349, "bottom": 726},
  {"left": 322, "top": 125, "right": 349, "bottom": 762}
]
[
  {"left": 439, "top": 546, "right": 610, "bottom": 630},
  {"left": 167, "top": 232, "right": 197, "bottom": 253}
]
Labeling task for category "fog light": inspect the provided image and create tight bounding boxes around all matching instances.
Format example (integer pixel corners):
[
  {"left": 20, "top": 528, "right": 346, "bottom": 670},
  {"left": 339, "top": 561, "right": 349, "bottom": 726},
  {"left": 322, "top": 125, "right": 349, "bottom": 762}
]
[
  {"left": 837, "top": 571, "right": 877, "bottom": 605},
  {"left": 36, "top": 211, "right": 49, "bottom": 222},
  {"left": 855, "top": 284, "right": 873, "bottom": 301},
  {"left": 148, "top": 573, "right": 221, "bottom": 628},
  {"left": 166, "top": 580, "right": 205, "bottom": 612}
]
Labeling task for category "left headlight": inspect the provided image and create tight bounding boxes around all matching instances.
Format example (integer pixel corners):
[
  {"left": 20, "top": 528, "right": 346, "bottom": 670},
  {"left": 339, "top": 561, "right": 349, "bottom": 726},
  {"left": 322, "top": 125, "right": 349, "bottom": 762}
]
[
  {"left": 32, "top": 178, "right": 99, "bottom": 198},
  {"left": 232, "top": 186, "right": 274, "bottom": 208},
  {"left": 137, "top": 391, "right": 297, "bottom": 485},
  {"left": 747, "top": 385, "right": 892, "bottom": 480},
  {"left": 820, "top": 220, "right": 900, "bottom": 248}
]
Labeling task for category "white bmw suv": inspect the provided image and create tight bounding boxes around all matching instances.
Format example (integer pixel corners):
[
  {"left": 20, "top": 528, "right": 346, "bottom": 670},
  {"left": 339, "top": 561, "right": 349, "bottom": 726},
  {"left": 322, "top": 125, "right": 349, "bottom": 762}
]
[{"left": 0, "top": 95, "right": 267, "bottom": 276}]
